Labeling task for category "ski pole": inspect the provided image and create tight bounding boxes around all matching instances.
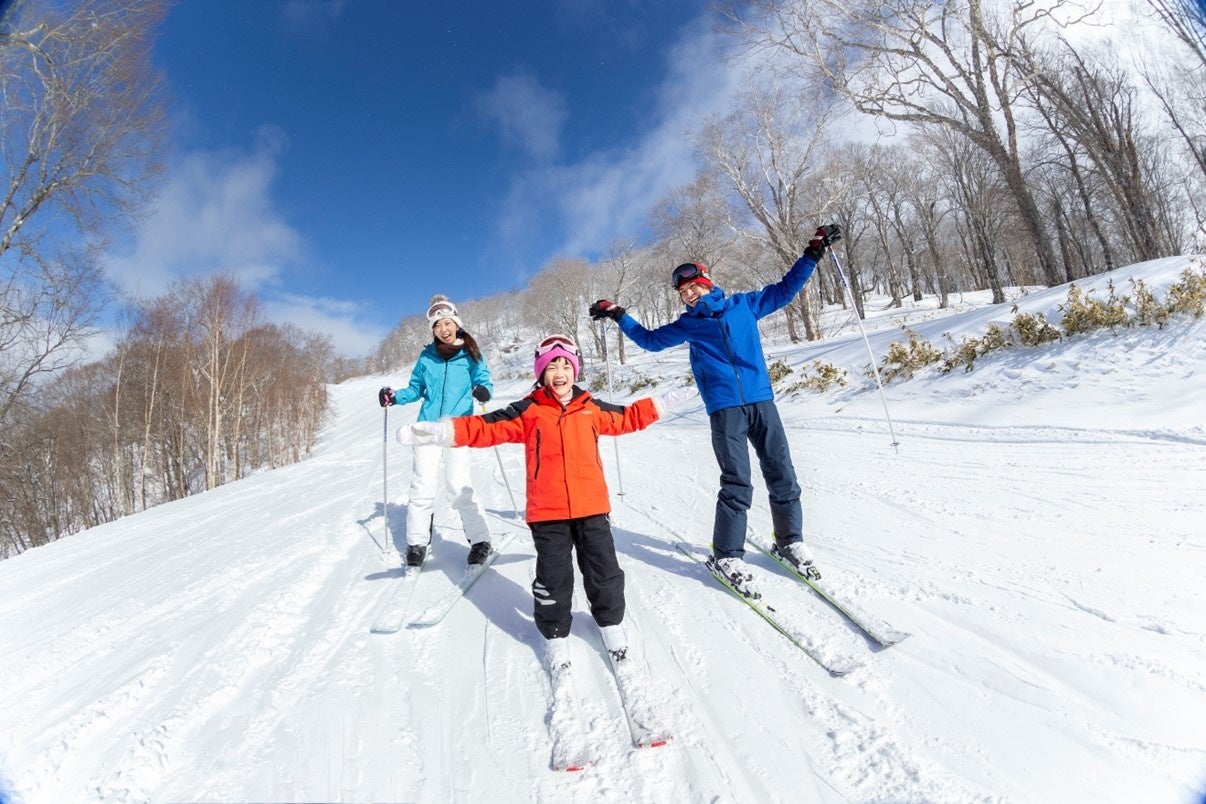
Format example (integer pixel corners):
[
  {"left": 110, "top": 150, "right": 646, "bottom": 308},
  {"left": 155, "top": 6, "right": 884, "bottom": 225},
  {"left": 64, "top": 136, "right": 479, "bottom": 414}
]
[
  {"left": 829, "top": 249, "right": 901, "bottom": 451},
  {"left": 382, "top": 405, "right": 392, "bottom": 558},
  {"left": 600, "top": 325, "right": 625, "bottom": 495},
  {"left": 481, "top": 402, "right": 519, "bottom": 515}
]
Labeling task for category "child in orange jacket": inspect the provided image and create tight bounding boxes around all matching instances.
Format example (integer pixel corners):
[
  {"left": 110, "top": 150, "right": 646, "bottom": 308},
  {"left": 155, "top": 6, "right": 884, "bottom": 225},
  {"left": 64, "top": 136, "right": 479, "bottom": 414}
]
[{"left": 397, "top": 334, "right": 691, "bottom": 666}]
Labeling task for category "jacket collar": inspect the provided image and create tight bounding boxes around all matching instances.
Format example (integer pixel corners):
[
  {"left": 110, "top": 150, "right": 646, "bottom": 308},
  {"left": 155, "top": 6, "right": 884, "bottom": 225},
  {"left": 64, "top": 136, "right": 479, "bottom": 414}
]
[
  {"left": 684, "top": 286, "right": 727, "bottom": 317},
  {"left": 532, "top": 384, "right": 587, "bottom": 408}
]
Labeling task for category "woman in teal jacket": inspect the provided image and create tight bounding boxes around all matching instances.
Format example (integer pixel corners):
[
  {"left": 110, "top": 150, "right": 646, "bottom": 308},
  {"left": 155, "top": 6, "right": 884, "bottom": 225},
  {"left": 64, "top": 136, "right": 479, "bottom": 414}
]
[
  {"left": 378, "top": 295, "right": 494, "bottom": 567},
  {"left": 589, "top": 225, "right": 841, "bottom": 598}
]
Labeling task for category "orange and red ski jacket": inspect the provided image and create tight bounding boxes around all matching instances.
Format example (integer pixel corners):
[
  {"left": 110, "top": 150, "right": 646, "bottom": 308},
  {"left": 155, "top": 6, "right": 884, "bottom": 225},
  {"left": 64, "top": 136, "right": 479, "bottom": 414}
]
[{"left": 451, "top": 385, "right": 660, "bottom": 523}]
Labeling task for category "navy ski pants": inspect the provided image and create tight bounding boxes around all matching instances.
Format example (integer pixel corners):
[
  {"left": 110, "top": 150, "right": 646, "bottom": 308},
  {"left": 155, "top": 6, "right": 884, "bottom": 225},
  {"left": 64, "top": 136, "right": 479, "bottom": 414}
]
[
  {"left": 529, "top": 514, "right": 625, "bottom": 639},
  {"left": 709, "top": 400, "right": 803, "bottom": 558}
]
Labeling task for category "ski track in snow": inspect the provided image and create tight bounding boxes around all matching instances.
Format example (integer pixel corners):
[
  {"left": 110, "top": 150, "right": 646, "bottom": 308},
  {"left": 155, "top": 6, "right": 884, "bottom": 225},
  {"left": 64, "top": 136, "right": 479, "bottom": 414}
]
[{"left": 2, "top": 259, "right": 1204, "bottom": 802}]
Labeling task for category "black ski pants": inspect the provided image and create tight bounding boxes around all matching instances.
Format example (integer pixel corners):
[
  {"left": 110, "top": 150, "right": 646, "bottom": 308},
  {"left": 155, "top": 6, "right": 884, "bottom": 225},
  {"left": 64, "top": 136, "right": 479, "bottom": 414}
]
[{"left": 529, "top": 514, "right": 625, "bottom": 639}]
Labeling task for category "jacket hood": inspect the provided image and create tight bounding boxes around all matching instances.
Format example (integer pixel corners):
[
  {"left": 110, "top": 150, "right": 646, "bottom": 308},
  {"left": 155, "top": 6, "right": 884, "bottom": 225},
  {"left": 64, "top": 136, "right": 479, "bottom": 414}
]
[{"left": 684, "top": 286, "right": 727, "bottom": 317}]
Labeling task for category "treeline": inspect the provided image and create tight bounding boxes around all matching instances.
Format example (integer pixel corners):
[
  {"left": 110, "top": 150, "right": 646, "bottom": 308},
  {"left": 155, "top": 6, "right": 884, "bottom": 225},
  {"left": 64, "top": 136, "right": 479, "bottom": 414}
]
[
  {"left": 362, "top": 0, "right": 1204, "bottom": 378},
  {"left": 0, "top": 275, "right": 330, "bottom": 558}
]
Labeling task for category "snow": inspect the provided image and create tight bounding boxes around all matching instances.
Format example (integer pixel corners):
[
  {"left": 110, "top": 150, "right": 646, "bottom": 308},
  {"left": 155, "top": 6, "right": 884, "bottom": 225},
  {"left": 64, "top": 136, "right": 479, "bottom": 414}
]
[{"left": 1, "top": 257, "right": 1204, "bottom": 803}]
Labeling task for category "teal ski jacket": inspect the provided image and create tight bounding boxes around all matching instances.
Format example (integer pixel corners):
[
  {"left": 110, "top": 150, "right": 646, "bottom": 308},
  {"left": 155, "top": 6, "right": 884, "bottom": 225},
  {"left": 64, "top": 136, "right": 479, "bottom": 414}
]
[{"left": 394, "top": 343, "right": 493, "bottom": 422}]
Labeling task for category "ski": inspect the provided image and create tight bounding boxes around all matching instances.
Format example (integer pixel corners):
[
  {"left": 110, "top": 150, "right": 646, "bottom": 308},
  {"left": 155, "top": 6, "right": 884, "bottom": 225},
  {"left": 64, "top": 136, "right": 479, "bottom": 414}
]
[
  {"left": 546, "top": 644, "right": 596, "bottom": 772},
  {"left": 750, "top": 535, "right": 911, "bottom": 647},
  {"left": 603, "top": 647, "right": 674, "bottom": 749},
  {"left": 674, "top": 542, "right": 864, "bottom": 677},
  {"left": 408, "top": 532, "right": 517, "bottom": 628},
  {"left": 369, "top": 560, "right": 428, "bottom": 634}
]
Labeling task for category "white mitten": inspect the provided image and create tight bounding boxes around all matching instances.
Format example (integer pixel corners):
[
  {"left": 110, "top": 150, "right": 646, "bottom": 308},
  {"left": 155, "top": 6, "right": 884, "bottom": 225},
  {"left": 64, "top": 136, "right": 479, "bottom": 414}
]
[
  {"left": 396, "top": 420, "right": 453, "bottom": 446},
  {"left": 653, "top": 385, "right": 697, "bottom": 417}
]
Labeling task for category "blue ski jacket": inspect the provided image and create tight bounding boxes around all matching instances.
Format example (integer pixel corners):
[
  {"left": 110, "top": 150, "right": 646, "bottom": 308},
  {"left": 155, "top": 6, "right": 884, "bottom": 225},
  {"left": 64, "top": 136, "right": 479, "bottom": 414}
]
[
  {"left": 393, "top": 343, "right": 493, "bottom": 422},
  {"left": 617, "top": 252, "right": 819, "bottom": 415}
]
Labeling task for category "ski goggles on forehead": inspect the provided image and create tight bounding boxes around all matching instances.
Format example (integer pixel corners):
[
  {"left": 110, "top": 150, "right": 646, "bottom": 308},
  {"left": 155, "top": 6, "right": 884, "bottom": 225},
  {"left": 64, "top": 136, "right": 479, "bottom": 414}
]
[
  {"left": 535, "top": 334, "right": 578, "bottom": 357},
  {"left": 426, "top": 302, "right": 457, "bottom": 319},
  {"left": 672, "top": 262, "right": 708, "bottom": 289}
]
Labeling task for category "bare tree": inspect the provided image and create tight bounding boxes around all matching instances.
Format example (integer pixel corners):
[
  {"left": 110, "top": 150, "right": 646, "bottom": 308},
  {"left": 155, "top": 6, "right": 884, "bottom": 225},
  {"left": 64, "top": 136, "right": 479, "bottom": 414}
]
[
  {"left": 1145, "top": 0, "right": 1206, "bottom": 67},
  {"left": 732, "top": 0, "right": 1090, "bottom": 287},
  {"left": 590, "top": 238, "right": 646, "bottom": 366},
  {"left": 523, "top": 257, "right": 592, "bottom": 371},
  {"left": 649, "top": 171, "right": 737, "bottom": 274},
  {"left": 1021, "top": 40, "right": 1183, "bottom": 261},
  {"left": 1134, "top": 0, "right": 1206, "bottom": 238},
  {"left": 0, "top": 0, "right": 166, "bottom": 437},
  {"left": 921, "top": 127, "right": 1013, "bottom": 303},
  {"left": 698, "top": 79, "right": 838, "bottom": 340},
  {"left": 898, "top": 144, "right": 957, "bottom": 307}
]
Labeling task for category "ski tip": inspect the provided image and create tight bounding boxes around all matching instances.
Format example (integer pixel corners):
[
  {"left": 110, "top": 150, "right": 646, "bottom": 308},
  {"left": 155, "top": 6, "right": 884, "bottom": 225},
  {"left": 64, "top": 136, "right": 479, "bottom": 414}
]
[
  {"left": 369, "top": 624, "right": 402, "bottom": 634},
  {"left": 640, "top": 735, "right": 673, "bottom": 748},
  {"left": 827, "top": 660, "right": 865, "bottom": 677},
  {"left": 555, "top": 760, "right": 595, "bottom": 772},
  {"left": 877, "top": 631, "right": 912, "bottom": 647}
]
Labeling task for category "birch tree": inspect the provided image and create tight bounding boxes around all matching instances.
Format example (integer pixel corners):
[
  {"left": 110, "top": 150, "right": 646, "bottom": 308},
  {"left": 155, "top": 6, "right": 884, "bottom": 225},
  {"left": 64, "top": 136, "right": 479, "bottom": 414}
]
[
  {"left": 732, "top": 0, "right": 1088, "bottom": 286},
  {"left": 698, "top": 80, "right": 838, "bottom": 340},
  {"left": 0, "top": 0, "right": 167, "bottom": 434}
]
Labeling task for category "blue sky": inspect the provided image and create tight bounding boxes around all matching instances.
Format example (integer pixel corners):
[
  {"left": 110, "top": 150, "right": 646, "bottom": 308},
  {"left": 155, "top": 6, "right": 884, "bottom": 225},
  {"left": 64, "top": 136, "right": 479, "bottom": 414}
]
[{"left": 110, "top": 0, "right": 750, "bottom": 355}]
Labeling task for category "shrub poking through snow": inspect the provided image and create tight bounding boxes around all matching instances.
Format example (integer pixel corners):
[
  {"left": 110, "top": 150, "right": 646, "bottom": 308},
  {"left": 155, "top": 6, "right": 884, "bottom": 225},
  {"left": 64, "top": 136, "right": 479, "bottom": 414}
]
[
  {"left": 1165, "top": 267, "right": 1206, "bottom": 318},
  {"left": 1128, "top": 278, "right": 1170, "bottom": 328},
  {"left": 1011, "top": 307, "right": 1061, "bottom": 347},
  {"left": 940, "top": 323, "right": 1011, "bottom": 374},
  {"left": 1059, "top": 282, "right": 1130, "bottom": 335},
  {"left": 879, "top": 328, "right": 943, "bottom": 382},
  {"left": 780, "top": 360, "right": 848, "bottom": 394},
  {"left": 768, "top": 360, "right": 793, "bottom": 384}
]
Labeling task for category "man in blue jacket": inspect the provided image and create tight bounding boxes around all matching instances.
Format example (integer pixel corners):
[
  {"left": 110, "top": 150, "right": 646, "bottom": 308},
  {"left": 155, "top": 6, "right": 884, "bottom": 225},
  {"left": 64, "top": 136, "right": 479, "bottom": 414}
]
[{"left": 589, "top": 225, "right": 841, "bottom": 598}]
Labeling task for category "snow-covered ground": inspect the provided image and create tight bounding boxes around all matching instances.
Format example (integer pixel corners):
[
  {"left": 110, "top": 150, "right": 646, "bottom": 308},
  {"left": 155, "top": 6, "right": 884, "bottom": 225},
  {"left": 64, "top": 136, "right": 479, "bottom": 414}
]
[{"left": 1, "top": 257, "right": 1203, "bottom": 803}]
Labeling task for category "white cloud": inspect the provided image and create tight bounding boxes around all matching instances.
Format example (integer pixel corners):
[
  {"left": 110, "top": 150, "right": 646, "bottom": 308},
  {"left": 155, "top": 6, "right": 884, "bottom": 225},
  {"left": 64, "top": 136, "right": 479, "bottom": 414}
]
[
  {"left": 278, "top": 0, "right": 347, "bottom": 33},
  {"left": 105, "top": 128, "right": 303, "bottom": 298},
  {"left": 476, "top": 71, "right": 568, "bottom": 162},
  {"left": 104, "top": 131, "right": 379, "bottom": 356},
  {"left": 262, "top": 293, "right": 387, "bottom": 358},
  {"left": 493, "top": 14, "right": 750, "bottom": 265}
]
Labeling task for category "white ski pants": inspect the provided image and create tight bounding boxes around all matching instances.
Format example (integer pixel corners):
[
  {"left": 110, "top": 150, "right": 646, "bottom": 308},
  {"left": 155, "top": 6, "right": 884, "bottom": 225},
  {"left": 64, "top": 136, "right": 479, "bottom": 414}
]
[{"left": 404, "top": 443, "right": 490, "bottom": 548}]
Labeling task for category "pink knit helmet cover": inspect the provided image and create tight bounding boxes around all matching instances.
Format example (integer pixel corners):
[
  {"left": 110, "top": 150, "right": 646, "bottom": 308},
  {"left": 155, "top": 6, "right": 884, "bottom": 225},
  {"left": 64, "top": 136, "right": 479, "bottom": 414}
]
[{"left": 534, "top": 344, "right": 580, "bottom": 380}]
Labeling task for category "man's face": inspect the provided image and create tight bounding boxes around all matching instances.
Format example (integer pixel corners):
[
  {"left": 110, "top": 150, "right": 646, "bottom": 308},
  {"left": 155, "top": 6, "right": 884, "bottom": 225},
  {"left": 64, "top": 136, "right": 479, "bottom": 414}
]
[{"left": 678, "top": 281, "right": 709, "bottom": 307}]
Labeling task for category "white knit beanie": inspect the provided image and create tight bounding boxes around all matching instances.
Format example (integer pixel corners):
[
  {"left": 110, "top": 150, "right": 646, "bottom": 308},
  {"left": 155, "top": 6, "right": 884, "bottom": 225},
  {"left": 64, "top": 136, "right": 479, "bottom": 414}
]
[{"left": 426, "top": 295, "right": 464, "bottom": 329}]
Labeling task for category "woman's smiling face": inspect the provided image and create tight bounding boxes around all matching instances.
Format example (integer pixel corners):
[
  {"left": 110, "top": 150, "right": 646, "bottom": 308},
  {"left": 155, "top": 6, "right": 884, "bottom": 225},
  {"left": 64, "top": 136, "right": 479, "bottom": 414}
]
[{"left": 432, "top": 317, "right": 458, "bottom": 343}]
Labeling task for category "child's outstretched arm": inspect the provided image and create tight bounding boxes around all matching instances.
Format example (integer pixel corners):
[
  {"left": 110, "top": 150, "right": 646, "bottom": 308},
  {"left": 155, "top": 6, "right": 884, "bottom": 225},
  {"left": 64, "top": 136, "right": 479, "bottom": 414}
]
[
  {"left": 396, "top": 410, "right": 524, "bottom": 448},
  {"left": 453, "top": 400, "right": 527, "bottom": 448},
  {"left": 593, "top": 386, "right": 698, "bottom": 436}
]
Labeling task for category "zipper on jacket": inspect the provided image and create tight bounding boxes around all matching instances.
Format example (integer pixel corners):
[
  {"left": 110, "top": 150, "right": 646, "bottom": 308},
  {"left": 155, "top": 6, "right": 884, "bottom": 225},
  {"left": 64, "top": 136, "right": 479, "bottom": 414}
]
[
  {"left": 439, "top": 359, "right": 450, "bottom": 417},
  {"left": 533, "top": 429, "right": 542, "bottom": 479},
  {"left": 716, "top": 319, "right": 747, "bottom": 404},
  {"left": 556, "top": 407, "right": 573, "bottom": 518}
]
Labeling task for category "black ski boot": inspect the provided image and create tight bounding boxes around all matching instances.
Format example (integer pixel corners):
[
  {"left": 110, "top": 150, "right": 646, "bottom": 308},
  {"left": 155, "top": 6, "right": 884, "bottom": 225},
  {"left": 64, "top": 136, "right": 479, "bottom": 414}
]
[
  {"left": 467, "top": 541, "right": 492, "bottom": 565},
  {"left": 406, "top": 544, "right": 427, "bottom": 567}
]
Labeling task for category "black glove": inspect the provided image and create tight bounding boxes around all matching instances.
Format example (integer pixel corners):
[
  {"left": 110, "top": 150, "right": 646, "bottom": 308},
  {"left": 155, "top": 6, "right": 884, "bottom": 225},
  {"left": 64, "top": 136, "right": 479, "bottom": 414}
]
[
  {"left": 803, "top": 223, "right": 843, "bottom": 261},
  {"left": 378, "top": 386, "right": 395, "bottom": 407},
  {"left": 589, "top": 299, "right": 626, "bottom": 321},
  {"left": 471, "top": 385, "right": 491, "bottom": 403}
]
